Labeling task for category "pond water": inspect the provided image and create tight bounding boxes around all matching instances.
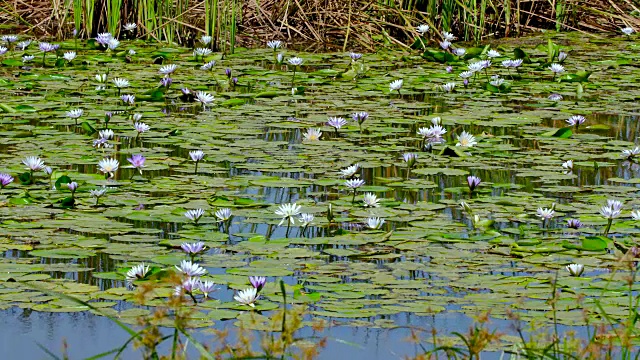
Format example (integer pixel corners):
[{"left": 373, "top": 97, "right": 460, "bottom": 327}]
[{"left": 0, "top": 31, "right": 639, "bottom": 358}]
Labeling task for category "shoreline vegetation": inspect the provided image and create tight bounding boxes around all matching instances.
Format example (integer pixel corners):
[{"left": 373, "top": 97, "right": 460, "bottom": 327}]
[{"left": 1, "top": 0, "right": 639, "bottom": 49}]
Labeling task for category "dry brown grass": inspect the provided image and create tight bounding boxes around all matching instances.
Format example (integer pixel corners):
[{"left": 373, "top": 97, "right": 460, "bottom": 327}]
[{"left": 1, "top": 0, "right": 639, "bottom": 46}]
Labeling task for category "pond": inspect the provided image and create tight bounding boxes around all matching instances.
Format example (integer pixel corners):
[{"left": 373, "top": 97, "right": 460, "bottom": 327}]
[{"left": 0, "top": 31, "right": 639, "bottom": 358}]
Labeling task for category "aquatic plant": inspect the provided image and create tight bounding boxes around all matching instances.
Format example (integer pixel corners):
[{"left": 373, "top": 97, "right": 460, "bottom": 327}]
[
  {"left": 303, "top": 128, "right": 322, "bottom": 141},
  {"left": 189, "top": 150, "right": 205, "bottom": 174},
  {"left": 234, "top": 287, "right": 259, "bottom": 308},
  {"left": 600, "top": 199, "right": 622, "bottom": 236},
  {"left": 275, "top": 202, "right": 302, "bottom": 237},
  {"left": 327, "top": 116, "right": 347, "bottom": 135},
  {"left": 184, "top": 209, "right": 205, "bottom": 225},
  {"left": 287, "top": 56, "right": 303, "bottom": 86},
  {"left": 566, "top": 263, "right": 584, "bottom": 277}
]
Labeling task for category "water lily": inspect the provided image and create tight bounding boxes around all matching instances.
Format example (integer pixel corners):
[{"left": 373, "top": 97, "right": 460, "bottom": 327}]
[
  {"left": 340, "top": 164, "right": 360, "bottom": 178},
  {"left": 214, "top": 208, "right": 232, "bottom": 222},
  {"left": 459, "top": 71, "right": 473, "bottom": 80},
  {"left": 566, "top": 115, "right": 586, "bottom": 127},
  {"left": 489, "top": 76, "right": 504, "bottom": 87},
  {"left": 123, "top": 23, "right": 137, "bottom": 32},
  {"left": 548, "top": 63, "right": 565, "bottom": 79},
  {"left": 184, "top": 209, "right": 205, "bottom": 224},
  {"left": 442, "top": 31, "right": 456, "bottom": 41},
  {"left": 267, "top": 40, "right": 282, "bottom": 50},
  {"left": 107, "top": 38, "right": 120, "bottom": 50},
  {"left": 548, "top": 93, "right": 563, "bottom": 101},
  {"left": 367, "top": 217, "right": 385, "bottom": 230},
  {"left": 403, "top": 152, "right": 417, "bottom": 172},
  {"left": 467, "top": 175, "right": 481, "bottom": 193},
  {"left": 439, "top": 40, "right": 451, "bottom": 50},
  {"left": 349, "top": 52, "right": 362, "bottom": 61},
  {"left": 90, "top": 186, "right": 108, "bottom": 205},
  {"left": 363, "top": 192, "right": 380, "bottom": 208},
  {"left": 16, "top": 40, "right": 31, "bottom": 50},
  {"left": 96, "top": 33, "right": 112, "bottom": 47},
  {"left": 416, "top": 24, "right": 430, "bottom": 35},
  {"left": 468, "top": 62, "right": 484, "bottom": 72},
  {"left": 127, "top": 154, "right": 146, "bottom": 176},
  {"left": 193, "top": 47, "right": 212, "bottom": 58},
  {"left": 126, "top": 263, "right": 150, "bottom": 282},
  {"left": 622, "top": 147, "right": 640, "bottom": 160},
  {"left": 442, "top": 82, "right": 455, "bottom": 92},
  {"left": 201, "top": 35, "right": 212, "bottom": 45},
  {"left": 501, "top": 59, "right": 523, "bottom": 69},
  {"left": 0, "top": 173, "right": 13, "bottom": 188},
  {"left": 562, "top": 160, "right": 573, "bottom": 172},
  {"left": 298, "top": 213, "right": 314, "bottom": 228},
  {"left": 287, "top": 57, "right": 303, "bottom": 85},
  {"left": 190, "top": 150, "right": 205, "bottom": 174},
  {"left": 1, "top": 35, "right": 18, "bottom": 44},
  {"left": 175, "top": 277, "right": 201, "bottom": 302},
  {"left": 302, "top": 128, "right": 322, "bottom": 141},
  {"left": 176, "top": 260, "right": 207, "bottom": 277},
  {"left": 159, "top": 77, "right": 172, "bottom": 89},
  {"left": 249, "top": 276, "right": 267, "bottom": 292},
  {"left": 95, "top": 73, "right": 107, "bottom": 83},
  {"left": 345, "top": 178, "right": 365, "bottom": 203},
  {"left": 121, "top": 94, "right": 135, "bottom": 105},
  {"left": 134, "top": 122, "right": 150, "bottom": 135},
  {"left": 63, "top": 51, "right": 76, "bottom": 63},
  {"left": 537, "top": 206, "right": 555, "bottom": 228},
  {"left": 389, "top": 79, "right": 403, "bottom": 94},
  {"left": 201, "top": 60, "right": 216, "bottom": 71},
  {"left": 487, "top": 49, "right": 500, "bottom": 58},
  {"left": 456, "top": 131, "right": 477, "bottom": 147},
  {"left": 23, "top": 156, "right": 45, "bottom": 172},
  {"left": 199, "top": 280, "right": 216, "bottom": 298},
  {"left": 621, "top": 27, "right": 635, "bottom": 36},
  {"left": 66, "top": 181, "right": 78, "bottom": 196},
  {"left": 66, "top": 109, "right": 83, "bottom": 125},
  {"left": 632, "top": 210, "right": 640, "bottom": 220},
  {"left": 195, "top": 91, "right": 214, "bottom": 109},
  {"left": 352, "top": 111, "right": 369, "bottom": 132},
  {"left": 275, "top": 203, "right": 302, "bottom": 236},
  {"left": 98, "top": 158, "right": 119, "bottom": 179},
  {"left": 600, "top": 199, "right": 623, "bottom": 236},
  {"left": 181, "top": 242, "right": 206, "bottom": 258},
  {"left": 159, "top": 64, "right": 177, "bottom": 75},
  {"left": 566, "top": 263, "right": 584, "bottom": 277},
  {"left": 234, "top": 287, "right": 259, "bottom": 307},
  {"left": 566, "top": 219, "right": 582, "bottom": 229},
  {"left": 452, "top": 48, "right": 466, "bottom": 57},
  {"left": 558, "top": 51, "right": 568, "bottom": 62},
  {"left": 327, "top": 117, "right": 347, "bottom": 134}
]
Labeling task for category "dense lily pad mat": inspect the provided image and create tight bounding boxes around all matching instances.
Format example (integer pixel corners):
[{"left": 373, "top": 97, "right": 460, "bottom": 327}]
[{"left": 0, "top": 31, "right": 639, "bottom": 336}]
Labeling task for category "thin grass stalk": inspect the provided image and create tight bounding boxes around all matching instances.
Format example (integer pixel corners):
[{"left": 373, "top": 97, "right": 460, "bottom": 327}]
[
  {"left": 230, "top": 0, "right": 237, "bottom": 53},
  {"left": 205, "top": 0, "right": 219, "bottom": 50},
  {"left": 504, "top": 0, "right": 511, "bottom": 36},
  {"left": 477, "top": 0, "right": 486, "bottom": 43},
  {"left": 107, "top": 0, "right": 122, "bottom": 36},
  {"left": 73, "top": 0, "right": 82, "bottom": 34}
]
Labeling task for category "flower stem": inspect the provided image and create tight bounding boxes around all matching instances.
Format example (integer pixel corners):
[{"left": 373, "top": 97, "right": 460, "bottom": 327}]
[
  {"left": 285, "top": 221, "right": 291, "bottom": 238},
  {"left": 351, "top": 190, "right": 356, "bottom": 204},
  {"left": 603, "top": 218, "right": 613, "bottom": 237},
  {"left": 194, "top": 161, "right": 199, "bottom": 175}
]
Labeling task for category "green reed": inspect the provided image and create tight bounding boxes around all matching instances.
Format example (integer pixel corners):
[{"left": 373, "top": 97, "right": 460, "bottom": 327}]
[
  {"left": 106, "top": 0, "right": 123, "bottom": 36},
  {"left": 205, "top": 0, "right": 219, "bottom": 49}
]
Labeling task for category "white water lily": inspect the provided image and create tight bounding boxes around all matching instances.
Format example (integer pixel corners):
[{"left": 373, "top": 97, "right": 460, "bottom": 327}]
[
  {"left": 565, "top": 263, "right": 584, "bottom": 277},
  {"left": 126, "top": 263, "right": 150, "bottom": 281},
  {"left": 339, "top": 164, "right": 360, "bottom": 178},
  {"left": 63, "top": 51, "right": 76, "bottom": 62},
  {"left": 442, "top": 31, "right": 456, "bottom": 41},
  {"left": 287, "top": 57, "right": 303, "bottom": 66},
  {"left": 98, "top": 158, "right": 119, "bottom": 178},
  {"left": 267, "top": 40, "right": 283, "bottom": 49},
  {"left": 234, "top": 287, "right": 259, "bottom": 307},
  {"left": 367, "top": 217, "right": 385, "bottom": 229},
  {"left": 107, "top": 38, "right": 120, "bottom": 50},
  {"left": 95, "top": 74, "right": 107, "bottom": 83},
  {"left": 299, "top": 213, "right": 314, "bottom": 227},
  {"left": 189, "top": 150, "right": 205, "bottom": 162},
  {"left": 389, "top": 79, "right": 403, "bottom": 92},
  {"left": 175, "top": 260, "right": 207, "bottom": 277},
  {"left": 215, "top": 208, "right": 232, "bottom": 221},
  {"left": 442, "top": 82, "right": 455, "bottom": 92},
  {"left": 302, "top": 128, "right": 322, "bottom": 141},
  {"left": 452, "top": 48, "right": 466, "bottom": 57},
  {"left": 124, "top": 23, "right": 137, "bottom": 31},
  {"left": 99, "top": 129, "right": 114, "bottom": 140},
  {"left": 345, "top": 179, "right": 365, "bottom": 189},
  {"left": 195, "top": 91, "right": 214, "bottom": 108},
  {"left": 66, "top": 109, "right": 83, "bottom": 119},
  {"left": 487, "top": 50, "right": 500, "bottom": 58},
  {"left": 201, "top": 35, "right": 212, "bottom": 45},
  {"left": 459, "top": 71, "right": 473, "bottom": 79},
  {"left": 363, "top": 192, "right": 380, "bottom": 208},
  {"left": 90, "top": 186, "right": 108, "bottom": 198},
  {"left": 194, "top": 48, "right": 212, "bottom": 57},
  {"left": 622, "top": 147, "right": 640, "bottom": 159},
  {"left": 112, "top": 78, "right": 129, "bottom": 88},
  {"left": 275, "top": 203, "right": 302, "bottom": 226},
  {"left": 416, "top": 24, "right": 430, "bottom": 35},
  {"left": 456, "top": 131, "right": 477, "bottom": 147},
  {"left": 23, "top": 156, "right": 45, "bottom": 171},
  {"left": 537, "top": 207, "right": 555, "bottom": 220},
  {"left": 562, "top": 160, "right": 573, "bottom": 171},
  {"left": 201, "top": 60, "right": 216, "bottom": 71},
  {"left": 621, "top": 27, "right": 635, "bottom": 36},
  {"left": 159, "top": 64, "right": 177, "bottom": 75},
  {"left": 600, "top": 199, "right": 623, "bottom": 219},
  {"left": 566, "top": 115, "right": 586, "bottom": 126},
  {"left": 185, "top": 209, "right": 205, "bottom": 223},
  {"left": 632, "top": 210, "right": 640, "bottom": 220},
  {"left": 548, "top": 63, "right": 565, "bottom": 74},
  {"left": 468, "top": 62, "right": 484, "bottom": 72}
]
